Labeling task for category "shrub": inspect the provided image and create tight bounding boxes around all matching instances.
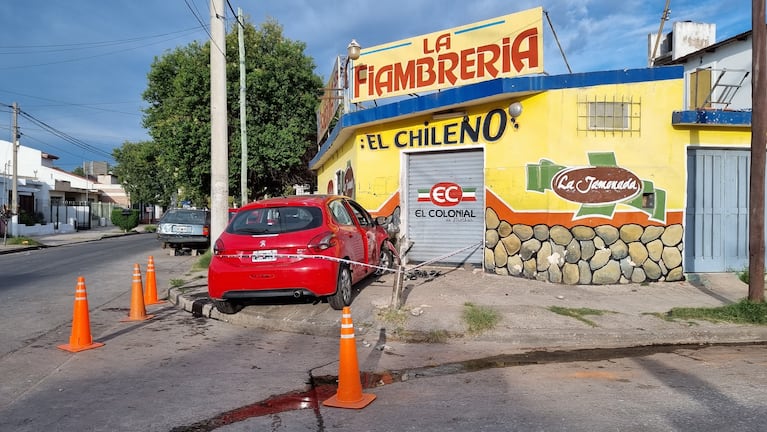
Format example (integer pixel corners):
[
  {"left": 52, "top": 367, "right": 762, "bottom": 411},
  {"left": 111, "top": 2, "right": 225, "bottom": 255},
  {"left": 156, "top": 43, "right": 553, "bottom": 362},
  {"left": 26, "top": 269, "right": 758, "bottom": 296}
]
[{"left": 111, "top": 208, "right": 139, "bottom": 232}]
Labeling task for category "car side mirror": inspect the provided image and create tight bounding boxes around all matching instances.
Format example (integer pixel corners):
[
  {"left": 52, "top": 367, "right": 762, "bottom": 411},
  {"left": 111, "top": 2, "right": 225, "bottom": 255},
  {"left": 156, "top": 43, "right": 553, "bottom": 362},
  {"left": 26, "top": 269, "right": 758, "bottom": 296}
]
[{"left": 375, "top": 216, "right": 387, "bottom": 226}]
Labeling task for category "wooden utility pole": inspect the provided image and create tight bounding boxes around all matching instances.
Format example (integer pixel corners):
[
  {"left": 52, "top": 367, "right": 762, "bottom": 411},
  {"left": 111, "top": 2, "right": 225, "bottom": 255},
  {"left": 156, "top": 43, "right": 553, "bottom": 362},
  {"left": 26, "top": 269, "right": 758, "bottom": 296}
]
[
  {"left": 749, "top": 0, "right": 766, "bottom": 302},
  {"left": 210, "top": 0, "right": 229, "bottom": 244}
]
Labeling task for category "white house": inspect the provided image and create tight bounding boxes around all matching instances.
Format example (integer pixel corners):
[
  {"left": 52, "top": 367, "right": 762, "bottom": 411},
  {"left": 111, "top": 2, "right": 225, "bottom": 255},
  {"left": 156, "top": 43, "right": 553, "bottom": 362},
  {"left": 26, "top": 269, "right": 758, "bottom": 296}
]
[
  {"left": 650, "top": 21, "right": 752, "bottom": 111},
  {"left": 0, "top": 139, "right": 129, "bottom": 236}
]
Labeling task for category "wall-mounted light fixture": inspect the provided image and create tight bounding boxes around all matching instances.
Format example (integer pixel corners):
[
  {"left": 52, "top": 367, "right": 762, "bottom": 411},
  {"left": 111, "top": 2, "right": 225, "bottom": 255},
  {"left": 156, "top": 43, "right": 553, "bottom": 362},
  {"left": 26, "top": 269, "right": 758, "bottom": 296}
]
[
  {"left": 343, "top": 39, "right": 361, "bottom": 89},
  {"left": 508, "top": 101, "right": 523, "bottom": 129},
  {"left": 432, "top": 110, "right": 467, "bottom": 120}
]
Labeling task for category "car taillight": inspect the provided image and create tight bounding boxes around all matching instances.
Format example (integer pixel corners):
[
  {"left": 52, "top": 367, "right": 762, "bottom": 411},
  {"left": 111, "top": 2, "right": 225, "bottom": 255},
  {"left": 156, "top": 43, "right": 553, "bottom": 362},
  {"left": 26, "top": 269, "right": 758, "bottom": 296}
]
[
  {"left": 203, "top": 225, "right": 210, "bottom": 237},
  {"left": 213, "top": 238, "right": 225, "bottom": 255},
  {"left": 308, "top": 231, "right": 336, "bottom": 252}
]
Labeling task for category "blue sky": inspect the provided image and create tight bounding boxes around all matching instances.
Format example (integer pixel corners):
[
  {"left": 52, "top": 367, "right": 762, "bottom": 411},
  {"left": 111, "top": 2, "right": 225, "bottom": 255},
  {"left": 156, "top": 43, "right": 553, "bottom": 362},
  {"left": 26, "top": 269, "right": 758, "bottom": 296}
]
[{"left": 0, "top": 0, "right": 752, "bottom": 171}]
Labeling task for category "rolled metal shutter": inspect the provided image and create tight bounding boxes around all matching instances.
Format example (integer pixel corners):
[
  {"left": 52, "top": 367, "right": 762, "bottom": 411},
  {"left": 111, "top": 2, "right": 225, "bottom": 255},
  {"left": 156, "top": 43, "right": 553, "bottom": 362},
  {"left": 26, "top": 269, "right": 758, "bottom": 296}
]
[{"left": 406, "top": 149, "right": 484, "bottom": 265}]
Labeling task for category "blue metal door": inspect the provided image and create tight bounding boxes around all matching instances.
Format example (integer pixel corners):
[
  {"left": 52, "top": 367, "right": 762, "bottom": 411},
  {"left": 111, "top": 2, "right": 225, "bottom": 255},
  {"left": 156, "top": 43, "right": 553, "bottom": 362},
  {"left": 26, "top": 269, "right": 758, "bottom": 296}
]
[{"left": 685, "top": 148, "right": 749, "bottom": 272}]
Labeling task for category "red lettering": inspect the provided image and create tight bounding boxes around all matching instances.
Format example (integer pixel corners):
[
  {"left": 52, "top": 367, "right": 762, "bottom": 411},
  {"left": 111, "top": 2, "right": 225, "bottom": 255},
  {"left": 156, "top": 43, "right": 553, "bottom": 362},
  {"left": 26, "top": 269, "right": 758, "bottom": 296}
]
[{"left": 512, "top": 28, "right": 539, "bottom": 72}]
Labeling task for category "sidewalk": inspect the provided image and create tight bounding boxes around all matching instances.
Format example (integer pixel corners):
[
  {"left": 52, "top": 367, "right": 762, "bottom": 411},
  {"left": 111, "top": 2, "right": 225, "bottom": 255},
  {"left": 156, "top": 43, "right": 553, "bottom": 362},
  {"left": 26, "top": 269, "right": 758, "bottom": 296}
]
[{"left": 168, "top": 264, "right": 767, "bottom": 365}]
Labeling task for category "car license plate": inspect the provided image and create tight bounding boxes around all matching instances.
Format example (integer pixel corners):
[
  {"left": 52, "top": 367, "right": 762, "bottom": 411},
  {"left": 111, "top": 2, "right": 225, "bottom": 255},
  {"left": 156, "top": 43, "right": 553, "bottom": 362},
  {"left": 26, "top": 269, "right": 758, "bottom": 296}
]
[
  {"left": 252, "top": 250, "right": 277, "bottom": 262},
  {"left": 172, "top": 225, "right": 192, "bottom": 234}
]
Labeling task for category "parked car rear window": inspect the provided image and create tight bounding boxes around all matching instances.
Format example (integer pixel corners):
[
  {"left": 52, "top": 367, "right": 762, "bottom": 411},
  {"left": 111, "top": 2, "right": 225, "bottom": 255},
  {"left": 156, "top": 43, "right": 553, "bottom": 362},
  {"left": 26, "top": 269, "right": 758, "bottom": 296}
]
[
  {"left": 160, "top": 209, "right": 209, "bottom": 224},
  {"left": 228, "top": 206, "right": 323, "bottom": 234}
]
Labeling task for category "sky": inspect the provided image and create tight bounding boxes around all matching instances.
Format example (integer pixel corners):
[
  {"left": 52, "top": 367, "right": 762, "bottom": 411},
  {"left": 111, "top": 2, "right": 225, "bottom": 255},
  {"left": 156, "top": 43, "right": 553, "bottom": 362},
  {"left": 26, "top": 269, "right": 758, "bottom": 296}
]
[{"left": 0, "top": 0, "right": 752, "bottom": 172}]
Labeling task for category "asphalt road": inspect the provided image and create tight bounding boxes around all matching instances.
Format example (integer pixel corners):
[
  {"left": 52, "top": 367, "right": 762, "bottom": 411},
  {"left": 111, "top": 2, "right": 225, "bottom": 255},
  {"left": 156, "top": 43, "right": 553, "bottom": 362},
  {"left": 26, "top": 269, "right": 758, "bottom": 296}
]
[{"left": 0, "top": 233, "right": 197, "bottom": 357}]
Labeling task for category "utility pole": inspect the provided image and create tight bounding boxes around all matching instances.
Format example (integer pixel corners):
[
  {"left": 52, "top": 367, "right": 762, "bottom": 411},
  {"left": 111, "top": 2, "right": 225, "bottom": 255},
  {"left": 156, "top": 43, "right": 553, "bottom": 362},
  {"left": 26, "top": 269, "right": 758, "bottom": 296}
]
[
  {"left": 749, "top": 0, "right": 766, "bottom": 302},
  {"left": 11, "top": 102, "right": 18, "bottom": 216},
  {"left": 238, "top": 7, "right": 248, "bottom": 207},
  {"left": 210, "top": 0, "right": 229, "bottom": 244}
]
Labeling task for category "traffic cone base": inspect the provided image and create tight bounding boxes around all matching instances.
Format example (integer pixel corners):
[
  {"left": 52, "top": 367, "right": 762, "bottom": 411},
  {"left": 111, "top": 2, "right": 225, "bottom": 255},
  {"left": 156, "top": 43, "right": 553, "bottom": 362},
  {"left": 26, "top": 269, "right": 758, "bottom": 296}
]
[
  {"left": 323, "top": 392, "right": 376, "bottom": 410},
  {"left": 57, "top": 341, "right": 105, "bottom": 353},
  {"left": 58, "top": 276, "right": 104, "bottom": 353},
  {"left": 144, "top": 255, "right": 165, "bottom": 306},
  {"left": 323, "top": 306, "right": 376, "bottom": 409},
  {"left": 123, "top": 263, "right": 154, "bottom": 321}
]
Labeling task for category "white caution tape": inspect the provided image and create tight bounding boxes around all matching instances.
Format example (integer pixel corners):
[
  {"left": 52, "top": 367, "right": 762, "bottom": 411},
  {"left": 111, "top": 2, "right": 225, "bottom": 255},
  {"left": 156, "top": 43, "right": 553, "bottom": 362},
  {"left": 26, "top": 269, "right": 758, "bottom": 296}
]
[{"left": 217, "top": 241, "right": 483, "bottom": 275}]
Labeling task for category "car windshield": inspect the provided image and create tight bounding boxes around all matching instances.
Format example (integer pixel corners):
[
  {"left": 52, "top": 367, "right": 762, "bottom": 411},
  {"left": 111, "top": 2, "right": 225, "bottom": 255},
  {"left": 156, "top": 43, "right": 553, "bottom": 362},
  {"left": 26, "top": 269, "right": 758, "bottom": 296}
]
[
  {"left": 228, "top": 206, "right": 323, "bottom": 235},
  {"left": 161, "top": 210, "right": 208, "bottom": 224}
]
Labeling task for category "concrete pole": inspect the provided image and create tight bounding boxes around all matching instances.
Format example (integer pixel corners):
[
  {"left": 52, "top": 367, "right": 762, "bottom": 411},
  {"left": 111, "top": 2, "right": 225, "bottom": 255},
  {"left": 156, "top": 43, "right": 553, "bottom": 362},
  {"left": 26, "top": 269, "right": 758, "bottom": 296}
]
[
  {"left": 210, "top": 0, "right": 229, "bottom": 245},
  {"left": 238, "top": 7, "right": 248, "bottom": 207},
  {"left": 11, "top": 102, "right": 18, "bottom": 216},
  {"left": 749, "top": 0, "right": 766, "bottom": 302}
]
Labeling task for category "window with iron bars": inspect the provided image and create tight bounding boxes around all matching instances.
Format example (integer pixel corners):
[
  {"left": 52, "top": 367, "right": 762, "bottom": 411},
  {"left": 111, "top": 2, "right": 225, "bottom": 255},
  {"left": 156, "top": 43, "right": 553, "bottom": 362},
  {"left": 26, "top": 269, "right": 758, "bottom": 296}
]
[{"left": 577, "top": 96, "right": 641, "bottom": 136}]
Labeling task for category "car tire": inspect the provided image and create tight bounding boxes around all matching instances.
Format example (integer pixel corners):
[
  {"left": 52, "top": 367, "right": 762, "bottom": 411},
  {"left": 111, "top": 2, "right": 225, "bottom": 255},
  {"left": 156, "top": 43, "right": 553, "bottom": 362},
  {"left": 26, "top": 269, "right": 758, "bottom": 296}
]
[
  {"left": 375, "top": 243, "right": 394, "bottom": 276},
  {"left": 211, "top": 299, "right": 243, "bottom": 314},
  {"left": 328, "top": 265, "right": 352, "bottom": 310}
]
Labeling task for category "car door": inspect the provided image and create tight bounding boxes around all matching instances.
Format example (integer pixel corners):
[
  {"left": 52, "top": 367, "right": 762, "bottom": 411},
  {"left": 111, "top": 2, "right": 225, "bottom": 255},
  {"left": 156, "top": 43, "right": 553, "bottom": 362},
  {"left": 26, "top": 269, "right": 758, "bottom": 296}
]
[
  {"left": 328, "top": 199, "right": 366, "bottom": 280},
  {"left": 345, "top": 199, "right": 379, "bottom": 271}
]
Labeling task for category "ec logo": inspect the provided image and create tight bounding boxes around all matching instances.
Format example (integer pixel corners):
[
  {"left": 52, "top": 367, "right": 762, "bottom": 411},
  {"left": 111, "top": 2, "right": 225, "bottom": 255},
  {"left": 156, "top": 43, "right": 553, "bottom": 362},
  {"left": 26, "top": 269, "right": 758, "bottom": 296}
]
[
  {"left": 417, "top": 182, "right": 477, "bottom": 207},
  {"left": 430, "top": 182, "right": 462, "bottom": 207}
]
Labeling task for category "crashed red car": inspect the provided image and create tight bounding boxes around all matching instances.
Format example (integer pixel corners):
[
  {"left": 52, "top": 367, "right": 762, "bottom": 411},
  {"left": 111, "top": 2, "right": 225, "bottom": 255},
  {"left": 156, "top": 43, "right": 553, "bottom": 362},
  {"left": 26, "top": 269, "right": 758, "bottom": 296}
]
[{"left": 208, "top": 195, "right": 395, "bottom": 313}]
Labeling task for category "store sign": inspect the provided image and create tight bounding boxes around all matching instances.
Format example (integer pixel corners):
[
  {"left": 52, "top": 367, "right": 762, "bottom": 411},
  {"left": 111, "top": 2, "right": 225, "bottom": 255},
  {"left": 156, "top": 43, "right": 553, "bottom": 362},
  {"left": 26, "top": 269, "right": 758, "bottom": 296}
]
[
  {"left": 551, "top": 167, "right": 641, "bottom": 205},
  {"left": 526, "top": 152, "right": 668, "bottom": 223},
  {"left": 317, "top": 57, "right": 341, "bottom": 144},
  {"left": 352, "top": 7, "right": 543, "bottom": 103}
]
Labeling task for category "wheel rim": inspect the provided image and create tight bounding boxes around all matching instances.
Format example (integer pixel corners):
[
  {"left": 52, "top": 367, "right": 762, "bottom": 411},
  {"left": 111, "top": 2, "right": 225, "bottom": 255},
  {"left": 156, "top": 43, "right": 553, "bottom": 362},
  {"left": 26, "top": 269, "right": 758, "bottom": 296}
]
[
  {"left": 339, "top": 267, "right": 352, "bottom": 304},
  {"left": 380, "top": 249, "right": 391, "bottom": 268}
]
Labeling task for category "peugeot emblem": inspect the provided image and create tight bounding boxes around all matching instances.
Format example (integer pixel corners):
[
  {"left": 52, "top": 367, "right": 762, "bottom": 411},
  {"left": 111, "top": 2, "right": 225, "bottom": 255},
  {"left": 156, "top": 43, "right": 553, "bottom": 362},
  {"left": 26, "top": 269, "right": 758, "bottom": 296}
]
[{"left": 259, "top": 240, "right": 266, "bottom": 247}]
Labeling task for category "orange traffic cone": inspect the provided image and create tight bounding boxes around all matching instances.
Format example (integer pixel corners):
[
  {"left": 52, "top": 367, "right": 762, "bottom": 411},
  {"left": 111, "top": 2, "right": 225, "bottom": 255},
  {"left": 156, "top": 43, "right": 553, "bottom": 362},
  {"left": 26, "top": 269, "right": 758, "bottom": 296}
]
[
  {"left": 122, "top": 264, "right": 154, "bottom": 321},
  {"left": 144, "top": 256, "right": 164, "bottom": 306},
  {"left": 323, "top": 306, "right": 376, "bottom": 409},
  {"left": 58, "top": 276, "right": 104, "bottom": 353}
]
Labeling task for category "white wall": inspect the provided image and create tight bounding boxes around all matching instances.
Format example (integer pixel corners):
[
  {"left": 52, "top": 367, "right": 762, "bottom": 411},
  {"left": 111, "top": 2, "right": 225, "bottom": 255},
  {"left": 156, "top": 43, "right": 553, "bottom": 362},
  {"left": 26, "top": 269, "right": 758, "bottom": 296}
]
[{"left": 677, "top": 35, "right": 752, "bottom": 111}]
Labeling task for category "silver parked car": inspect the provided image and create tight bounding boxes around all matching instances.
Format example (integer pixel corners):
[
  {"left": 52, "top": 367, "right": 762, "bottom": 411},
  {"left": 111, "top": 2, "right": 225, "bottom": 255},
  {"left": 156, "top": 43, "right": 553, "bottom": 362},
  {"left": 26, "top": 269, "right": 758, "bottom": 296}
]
[{"left": 157, "top": 208, "right": 211, "bottom": 255}]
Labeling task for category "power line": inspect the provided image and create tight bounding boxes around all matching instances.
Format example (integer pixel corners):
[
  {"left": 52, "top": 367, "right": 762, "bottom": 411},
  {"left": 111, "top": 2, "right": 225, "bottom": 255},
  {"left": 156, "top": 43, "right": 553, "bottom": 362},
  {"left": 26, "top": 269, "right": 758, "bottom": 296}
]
[
  {"left": 0, "top": 28, "right": 204, "bottom": 71},
  {"left": 18, "top": 109, "right": 114, "bottom": 159},
  {"left": 185, "top": 0, "right": 225, "bottom": 56},
  {"left": 0, "top": 26, "right": 204, "bottom": 53},
  {"left": 0, "top": 87, "right": 142, "bottom": 116}
]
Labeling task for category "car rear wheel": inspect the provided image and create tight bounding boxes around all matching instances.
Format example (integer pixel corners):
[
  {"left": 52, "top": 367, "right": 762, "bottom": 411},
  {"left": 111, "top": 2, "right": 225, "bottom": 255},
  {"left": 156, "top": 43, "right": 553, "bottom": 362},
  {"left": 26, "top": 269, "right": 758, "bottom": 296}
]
[
  {"left": 211, "top": 299, "right": 243, "bottom": 314},
  {"left": 328, "top": 265, "right": 352, "bottom": 310}
]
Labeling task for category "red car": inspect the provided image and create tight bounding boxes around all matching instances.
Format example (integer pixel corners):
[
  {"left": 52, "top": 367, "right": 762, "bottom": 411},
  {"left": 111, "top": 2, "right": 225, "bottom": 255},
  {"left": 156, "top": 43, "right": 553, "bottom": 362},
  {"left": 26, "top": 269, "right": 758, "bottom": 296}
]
[{"left": 208, "top": 195, "right": 395, "bottom": 313}]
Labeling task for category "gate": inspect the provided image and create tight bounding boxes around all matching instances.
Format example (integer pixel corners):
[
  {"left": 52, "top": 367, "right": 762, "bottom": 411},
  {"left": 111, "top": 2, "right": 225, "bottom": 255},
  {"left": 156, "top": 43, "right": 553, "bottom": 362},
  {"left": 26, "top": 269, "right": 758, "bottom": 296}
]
[
  {"left": 685, "top": 148, "right": 749, "bottom": 272},
  {"left": 49, "top": 202, "right": 92, "bottom": 230}
]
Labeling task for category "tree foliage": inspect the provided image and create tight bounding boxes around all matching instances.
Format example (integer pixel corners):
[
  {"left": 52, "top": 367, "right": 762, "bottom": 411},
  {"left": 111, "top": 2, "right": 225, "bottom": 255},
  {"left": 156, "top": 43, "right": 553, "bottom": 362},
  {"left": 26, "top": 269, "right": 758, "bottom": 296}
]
[
  {"left": 112, "top": 141, "right": 175, "bottom": 207},
  {"left": 137, "top": 17, "right": 322, "bottom": 203}
]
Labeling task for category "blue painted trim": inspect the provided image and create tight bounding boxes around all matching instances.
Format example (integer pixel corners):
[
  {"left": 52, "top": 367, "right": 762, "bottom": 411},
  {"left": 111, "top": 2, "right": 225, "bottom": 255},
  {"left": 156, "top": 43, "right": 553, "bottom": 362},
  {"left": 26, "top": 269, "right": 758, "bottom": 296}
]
[
  {"left": 672, "top": 110, "right": 752, "bottom": 126},
  {"left": 310, "top": 66, "right": 684, "bottom": 168},
  {"left": 455, "top": 20, "right": 506, "bottom": 35},
  {"left": 361, "top": 42, "right": 412, "bottom": 56}
]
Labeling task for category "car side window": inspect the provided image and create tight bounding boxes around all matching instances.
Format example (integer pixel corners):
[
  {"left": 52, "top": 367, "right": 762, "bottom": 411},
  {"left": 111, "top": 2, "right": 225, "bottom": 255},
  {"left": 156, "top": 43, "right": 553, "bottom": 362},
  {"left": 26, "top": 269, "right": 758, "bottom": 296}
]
[
  {"left": 346, "top": 200, "right": 371, "bottom": 226},
  {"left": 329, "top": 200, "right": 354, "bottom": 226}
]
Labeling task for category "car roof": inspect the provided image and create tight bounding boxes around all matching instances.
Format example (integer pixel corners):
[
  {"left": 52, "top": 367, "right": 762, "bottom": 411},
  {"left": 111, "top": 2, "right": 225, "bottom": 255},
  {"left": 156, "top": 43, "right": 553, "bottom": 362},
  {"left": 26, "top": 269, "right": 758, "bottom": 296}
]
[{"left": 240, "top": 195, "right": 348, "bottom": 210}]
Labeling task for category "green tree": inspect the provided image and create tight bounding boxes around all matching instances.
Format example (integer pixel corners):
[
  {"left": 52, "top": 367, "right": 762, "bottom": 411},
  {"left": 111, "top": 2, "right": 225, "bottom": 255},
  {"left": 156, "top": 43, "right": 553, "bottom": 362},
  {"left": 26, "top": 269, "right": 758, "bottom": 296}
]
[
  {"left": 72, "top": 166, "right": 85, "bottom": 176},
  {"left": 112, "top": 141, "right": 175, "bottom": 207},
  {"left": 142, "top": 18, "right": 323, "bottom": 202}
]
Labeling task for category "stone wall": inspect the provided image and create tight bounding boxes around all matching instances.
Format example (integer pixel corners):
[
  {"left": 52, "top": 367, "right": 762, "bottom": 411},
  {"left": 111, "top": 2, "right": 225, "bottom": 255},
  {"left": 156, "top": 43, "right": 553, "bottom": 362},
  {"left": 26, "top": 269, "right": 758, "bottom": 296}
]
[{"left": 484, "top": 208, "right": 685, "bottom": 284}]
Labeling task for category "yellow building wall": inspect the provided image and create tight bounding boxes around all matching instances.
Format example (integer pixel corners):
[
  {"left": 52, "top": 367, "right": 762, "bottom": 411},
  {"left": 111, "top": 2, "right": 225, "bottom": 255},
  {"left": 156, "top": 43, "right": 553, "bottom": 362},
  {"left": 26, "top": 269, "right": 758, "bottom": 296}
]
[{"left": 315, "top": 76, "right": 751, "bottom": 284}]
